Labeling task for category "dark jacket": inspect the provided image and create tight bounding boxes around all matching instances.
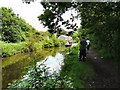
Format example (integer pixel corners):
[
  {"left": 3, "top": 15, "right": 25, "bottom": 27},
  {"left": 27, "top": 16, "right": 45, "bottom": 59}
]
[{"left": 80, "top": 39, "right": 87, "bottom": 50}]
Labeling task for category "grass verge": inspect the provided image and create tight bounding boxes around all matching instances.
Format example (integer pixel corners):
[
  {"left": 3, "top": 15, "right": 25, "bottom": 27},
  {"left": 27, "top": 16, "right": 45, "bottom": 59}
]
[{"left": 60, "top": 45, "right": 95, "bottom": 88}]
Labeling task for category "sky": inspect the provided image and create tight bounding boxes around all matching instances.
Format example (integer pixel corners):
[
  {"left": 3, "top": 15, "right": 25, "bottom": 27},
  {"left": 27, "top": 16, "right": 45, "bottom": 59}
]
[{"left": 0, "top": 0, "right": 81, "bottom": 32}]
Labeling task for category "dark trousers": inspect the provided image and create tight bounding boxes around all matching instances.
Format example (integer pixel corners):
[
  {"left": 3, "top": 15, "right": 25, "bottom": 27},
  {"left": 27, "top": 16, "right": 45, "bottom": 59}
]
[{"left": 79, "top": 49, "right": 86, "bottom": 61}]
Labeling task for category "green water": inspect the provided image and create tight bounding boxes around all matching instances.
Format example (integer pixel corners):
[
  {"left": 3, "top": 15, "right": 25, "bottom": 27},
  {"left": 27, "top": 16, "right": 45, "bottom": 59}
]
[{"left": 2, "top": 47, "right": 66, "bottom": 89}]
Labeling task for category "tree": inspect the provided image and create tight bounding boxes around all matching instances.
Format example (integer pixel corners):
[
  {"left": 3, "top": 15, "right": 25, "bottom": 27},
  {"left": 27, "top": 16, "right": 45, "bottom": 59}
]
[
  {"left": 1, "top": 7, "right": 24, "bottom": 42},
  {"left": 38, "top": 2, "right": 79, "bottom": 33},
  {"left": 1, "top": 7, "right": 36, "bottom": 43},
  {"left": 79, "top": 2, "right": 120, "bottom": 61}
]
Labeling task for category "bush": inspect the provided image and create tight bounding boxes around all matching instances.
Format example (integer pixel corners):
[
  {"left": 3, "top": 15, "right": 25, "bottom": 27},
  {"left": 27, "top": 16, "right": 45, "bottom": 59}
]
[
  {"left": 43, "top": 39, "right": 54, "bottom": 48},
  {"left": 0, "top": 42, "right": 28, "bottom": 57},
  {"left": 1, "top": 41, "right": 42, "bottom": 57},
  {"left": 8, "top": 62, "right": 74, "bottom": 89}
]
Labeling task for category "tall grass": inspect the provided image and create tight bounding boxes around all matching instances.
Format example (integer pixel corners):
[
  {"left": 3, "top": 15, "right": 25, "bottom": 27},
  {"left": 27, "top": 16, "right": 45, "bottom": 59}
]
[{"left": 1, "top": 41, "right": 27, "bottom": 57}]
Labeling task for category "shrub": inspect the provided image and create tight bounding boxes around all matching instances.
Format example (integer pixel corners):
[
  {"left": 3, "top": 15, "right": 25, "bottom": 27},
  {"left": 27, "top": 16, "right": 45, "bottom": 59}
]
[
  {"left": 43, "top": 39, "right": 54, "bottom": 48},
  {"left": 8, "top": 62, "right": 74, "bottom": 89},
  {"left": 1, "top": 42, "right": 27, "bottom": 57}
]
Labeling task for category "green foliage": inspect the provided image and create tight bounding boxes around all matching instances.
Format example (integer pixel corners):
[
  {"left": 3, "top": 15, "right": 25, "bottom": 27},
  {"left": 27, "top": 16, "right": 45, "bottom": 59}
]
[
  {"left": 43, "top": 34, "right": 65, "bottom": 48},
  {"left": 8, "top": 62, "right": 74, "bottom": 89},
  {"left": 1, "top": 32, "right": 65, "bottom": 57},
  {"left": 38, "top": 2, "right": 78, "bottom": 33},
  {"left": 51, "top": 35, "right": 60, "bottom": 47},
  {"left": 43, "top": 38, "right": 54, "bottom": 48},
  {"left": 1, "top": 7, "right": 35, "bottom": 43},
  {"left": 72, "top": 30, "right": 80, "bottom": 42},
  {"left": 79, "top": 2, "right": 120, "bottom": 64},
  {"left": 0, "top": 41, "right": 29, "bottom": 57},
  {"left": 51, "top": 34, "right": 64, "bottom": 47}
]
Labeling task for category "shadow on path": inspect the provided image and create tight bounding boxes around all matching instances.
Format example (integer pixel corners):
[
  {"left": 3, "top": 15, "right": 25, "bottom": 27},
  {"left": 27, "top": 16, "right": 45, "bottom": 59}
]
[{"left": 84, "top": 49, "right": 119, "bottom": 88}]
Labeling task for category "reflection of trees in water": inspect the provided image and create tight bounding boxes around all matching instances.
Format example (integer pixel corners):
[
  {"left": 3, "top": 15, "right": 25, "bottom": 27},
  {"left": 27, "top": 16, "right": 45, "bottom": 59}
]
[{"left": 35, "top": 47, "right": 65, "bottom": 57}]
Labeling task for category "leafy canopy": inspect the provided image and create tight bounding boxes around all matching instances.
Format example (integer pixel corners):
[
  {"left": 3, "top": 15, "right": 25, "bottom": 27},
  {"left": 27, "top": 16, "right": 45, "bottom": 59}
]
[{"left": 38, "top": 2, "right": 79, "bottom": 33}]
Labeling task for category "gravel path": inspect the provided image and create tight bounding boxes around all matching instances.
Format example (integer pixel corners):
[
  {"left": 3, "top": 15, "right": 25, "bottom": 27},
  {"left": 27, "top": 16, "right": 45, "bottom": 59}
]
[{"left": 84, "top": 50, "right": 119, "bottom": 88}]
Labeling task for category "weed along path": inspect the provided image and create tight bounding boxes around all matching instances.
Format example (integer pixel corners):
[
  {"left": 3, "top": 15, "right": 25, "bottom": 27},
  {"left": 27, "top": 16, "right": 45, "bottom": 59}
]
[{"left": 84, "top": 50, "right": 119, "bottom": 88}]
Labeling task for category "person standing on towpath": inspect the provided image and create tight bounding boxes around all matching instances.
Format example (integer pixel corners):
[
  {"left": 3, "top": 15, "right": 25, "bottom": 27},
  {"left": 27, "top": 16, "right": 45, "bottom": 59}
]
[{"left": 78, "top": 37, "right": 87, "bottom": 61}]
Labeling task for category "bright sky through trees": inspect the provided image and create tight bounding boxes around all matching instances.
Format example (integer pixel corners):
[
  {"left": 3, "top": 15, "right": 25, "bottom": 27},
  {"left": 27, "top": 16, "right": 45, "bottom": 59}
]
[{"left": 0, "top": 0, "right": 81, "bottom": 31}]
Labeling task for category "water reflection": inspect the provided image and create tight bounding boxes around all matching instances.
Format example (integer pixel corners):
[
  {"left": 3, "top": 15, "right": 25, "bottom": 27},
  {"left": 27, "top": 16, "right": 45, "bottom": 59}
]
[
  {"left": 37, "top": 53, "right": 64, "bottom": 74},
  {"left": 21, "top": 53, "right": 64, "bottom": 82}
]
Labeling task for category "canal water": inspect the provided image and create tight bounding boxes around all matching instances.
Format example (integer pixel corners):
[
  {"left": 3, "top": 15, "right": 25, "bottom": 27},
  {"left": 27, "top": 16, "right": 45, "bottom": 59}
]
[{"left": 2, "top": 47, "right": 66, "bottom": 89}]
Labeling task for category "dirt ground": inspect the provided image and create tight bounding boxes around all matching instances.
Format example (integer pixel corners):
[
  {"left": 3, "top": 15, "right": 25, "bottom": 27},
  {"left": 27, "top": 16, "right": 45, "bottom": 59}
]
[{"left": 84, "top": 49, "right": 119, "bottom": 88}]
